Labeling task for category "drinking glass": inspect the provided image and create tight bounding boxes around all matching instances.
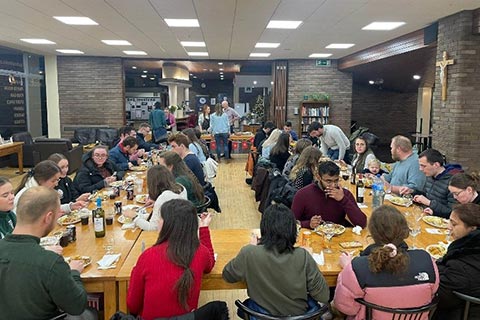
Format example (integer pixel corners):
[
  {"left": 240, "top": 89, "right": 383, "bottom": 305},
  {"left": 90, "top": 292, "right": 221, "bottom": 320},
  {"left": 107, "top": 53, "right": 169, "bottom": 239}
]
[
  {"left": 321, "top": 222, "right": 336, "bottom": 254},
  {"left": 103, "top": 237, "right": 115, "bottom": 254},
  {"left": 407, "top": 216, "right": 421, "bottom": 249}
]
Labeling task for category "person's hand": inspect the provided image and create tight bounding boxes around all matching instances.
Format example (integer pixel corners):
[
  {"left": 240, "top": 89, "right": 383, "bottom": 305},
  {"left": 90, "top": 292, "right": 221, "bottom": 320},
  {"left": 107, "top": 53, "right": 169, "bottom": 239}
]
[
  {"left": 413, "top": 195, "right": 430, "bottom": 206},
  {"left": 123, "top": 208, "right": 137, "bottom": 218},
  {"left": 137, "top": 149, "right": 145, "bottom": 157},
  {"left": 45, "top": 245, "right": 63, "bottom": 255},
  {"left": 70, "top": 201, "right": 87, "bottom": 211},
  {"left": 76, "top": 193, "right": 90, "bottom": 202},
  {"left": 399, "top": 186, "right": 413, "bottom": 195},
  {"left": 198, "top": 212, "right": 213, "bottom": 227},
  {"left": 104, "top": 176, "right": 116, "bottom": 185},
  {"left": 326, "top": 186, "right": 344, "bottom": 201},
  {"left": 423, "top": 207, "right": 434, "bottom": 215},
  {"left": 128, "top": 162, "right": 134, "bottom": 170},
  {"left": 249, "top": 232, "right": 260, "bottom": 245},
  {"left": 339, "top": 252, "right": 353, "bottom": 268},
  {"left": 144, "top": 198, "right": 154, "bottom": 208},
  {"left": 309, "top": 215, "right": 322, "bottom": 229},
  {"left": 69, "top": 260, "right": 85, "bottom": 273}
]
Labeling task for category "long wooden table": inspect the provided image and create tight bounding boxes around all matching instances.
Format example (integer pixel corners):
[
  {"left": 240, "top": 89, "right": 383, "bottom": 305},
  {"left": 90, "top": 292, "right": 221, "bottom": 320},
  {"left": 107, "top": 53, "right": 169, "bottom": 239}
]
[
  {"left": 0, "top": 141, "right": 24, "bottom": 173},
  {"left": 201, "top": 132, "right": 254, "bottom": 142}
]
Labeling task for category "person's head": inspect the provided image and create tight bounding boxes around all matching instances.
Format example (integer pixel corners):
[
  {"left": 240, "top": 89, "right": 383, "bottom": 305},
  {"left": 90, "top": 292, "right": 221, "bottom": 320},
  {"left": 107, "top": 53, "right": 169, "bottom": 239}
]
[
  {"left": 262, "top": 128, "right": 282, "bottom": 149},
  {"left": 283, "top": 121, "right": 293, "bottom": 133},
  {"left": 367, "top": 159, "right": 381, "bottom": 175},
  {"left": 259, "top": 204, "right": 297, "bottom": 254},
  {"left": 0, "top": 177, "right": 14, "bottom": 212},
  {"left": 154, "top": 101, "right": 162, "bottom": 109},
  {"left": 164, "top": 106, "right": 171, "bottom": 115},
  {"left": 368, "top": 205, "right": 410, "bottom": 274},
  {"left": 448, "top": 203, "right": 480, "bottom": 240},
  {"left": 307, "top": 121, "right": 323, "bottom": 137},
  {"left": 16, "top": 160, "right": 62, "bottom": 194},
  {"left": 290, "top": 146, "right": 322, "bottom": 180},
  {"left": 214, "top": 103, "right": 223, "bottom": 116},
  {"left": 221, "top": 100, "right": 229, "bottom": 110},
  {"left": 449, "top": 172, "right": 480, "bottom": 204},
  {"left": 183, "top": 128, "right": 208, "bottom": 156},
  {"left": 418, "top": 149, "right": 445, "bottom": 177},
  {"left": 91, "top": 145, "right": 110, "bottom": 167},
  {"left": 155, "top": 198, "right": 200, "bottom": 310},
  {"left": 202, "top": 104, "right": 210, "bottom": 115},
  {"left": 317, "top": 161, "right": 340, "bottom": 189},
  {"left": 119, "top": 126, "right": 136, "bottom": 139},
  {"left": 167, "top": 133, "right": 190, "bottom": 157},
  {"left": 354, "top": 137, "right": 369, "bottom": 155},
  {"left": 48, "top": 153, "right": 68, "bottom": 178},
  {"left": 292, "top": 138, "right": 312, "bottom": 155},
  {"left": 390, "top": 135, "right": 412, "bottom": 161},
  {"left": 15, "top": 186, "right": 61, "bottom": 237},
  {"left": 270, "top": 132, "right": 291, "bottom": 156},
  {"left": 138, "top": 123, "right": 151, "bottom": 136},
  {"left": 121, "top": 136, "right": 139, "bottom": 155},
  {"left": 147, "top": 165, "right": 183, "bottom": 201},
  {"left": 263, "top": 121, "right": 275, "bottom": 134}
]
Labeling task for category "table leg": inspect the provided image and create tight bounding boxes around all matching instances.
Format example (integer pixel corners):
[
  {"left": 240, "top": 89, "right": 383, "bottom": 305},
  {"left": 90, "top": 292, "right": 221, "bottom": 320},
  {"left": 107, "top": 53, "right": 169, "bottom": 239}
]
[
  {"left": 117, "top": 281, "right": 128, "bottom": 313},
  {"left": 104, "top": 281, "right": 117, "bottom": 320},
  {"left": 17, "top": 146, "right": 24, "bottom": 174}
]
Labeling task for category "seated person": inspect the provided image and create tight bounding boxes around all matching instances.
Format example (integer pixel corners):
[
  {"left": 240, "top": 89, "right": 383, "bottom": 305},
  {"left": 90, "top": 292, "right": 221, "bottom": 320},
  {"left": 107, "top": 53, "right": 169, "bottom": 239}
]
[
  {"left": 115, "top": 126, "right": 145, "bottom": 161},
  {"left": 333, "top": 205, "right": 439, "bottom": 320},
  {"left": 0, "top": 177, "right": 16, "bottom": 239},
  {"left": 223, "top": 203, "right": 329, "bottom": 316},
  {"left": 289, "top": 146, "right": 322, "bottom": 190},
  {"left": 269, "top": 132, "right": 291, "bottom": 172},
  {"left": 109, "top": 136, "right": 139, "bottom": 171},
  {"left": 283, "top": 120, "right": 298, "bottom": 141},
  {"left": 168, "top": 133, "right": 206, "bottom": 186},
  {"left": 382, "top": 135, "right": 425, "bottom": 194},
  {"left": 261, "top": 128, "right": 282, "bottom": 159},
  {"left": 362, "top": 158, "right": 387, "bottom": 177},
  {"left": 253, "top": 121, "right": 275, "bottom": 149},
  {"left": 0, "top": 187, "right": 95, "bottom": 320},
  {"left": 433, "top": 203, "right": 480, "bottom": 320},
  {"left": 183, "top": 128, "right": 209, "bottom": 163},
  {"left": 136, "top": 122, "right": 158, "bottom": 151},
  {"left": 292, "top": 160, "right": 367, "bottom": 229},
  {"left": 283, "top": 138, "right": 312, "bottom": 177},
  {"left": 351, "top": 136, "right": 376, "bottom": 174},
  {"left": 448, "top": 172, "right": 480, "bottom": 205},
  {"left": 74, "top": 145, "right": 123, "bottom": 193}
]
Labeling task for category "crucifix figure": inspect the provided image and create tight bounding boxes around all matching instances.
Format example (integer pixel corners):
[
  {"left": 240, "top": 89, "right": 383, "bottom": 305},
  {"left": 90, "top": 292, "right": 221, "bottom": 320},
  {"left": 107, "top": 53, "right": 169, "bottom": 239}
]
[{"left": 436, "top": 51, "right": 454, "bottom": 101}]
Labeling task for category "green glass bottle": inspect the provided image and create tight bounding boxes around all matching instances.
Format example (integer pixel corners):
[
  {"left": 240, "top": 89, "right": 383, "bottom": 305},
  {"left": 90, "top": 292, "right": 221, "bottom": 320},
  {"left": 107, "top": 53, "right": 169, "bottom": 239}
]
[{"left": 93, "top": 197, "right": 106, "bottom": 238}]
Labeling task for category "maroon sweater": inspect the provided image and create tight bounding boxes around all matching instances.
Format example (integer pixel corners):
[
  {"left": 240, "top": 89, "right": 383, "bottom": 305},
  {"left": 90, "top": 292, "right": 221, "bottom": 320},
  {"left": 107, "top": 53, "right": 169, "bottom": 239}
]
[{"left": 291, "top": 183, "right": 367, "bottom": 228}]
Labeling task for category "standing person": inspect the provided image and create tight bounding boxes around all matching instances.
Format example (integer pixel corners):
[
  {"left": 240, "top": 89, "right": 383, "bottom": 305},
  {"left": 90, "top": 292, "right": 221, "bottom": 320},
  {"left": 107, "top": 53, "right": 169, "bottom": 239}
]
[
  {"left": 221, "top": 100, "right": 239, "bottom": 134},
  {"left": 74, "top": 145, "right": 123, "bottom": 194},
  {"left": 269, "top": 132, "right": 291, "bottom": 172},
  {"left": 198, "top": 104, "right": 211, "bottom": 133},
  {"left": 223, "top": 203, "right": 329, "bottom": 316},
  {"left": 210, "top": 103, "right": 230, "bottom": 161},
  {"left": 289, "top": 146, "right": 322, "bottom": 190},
  {"left": 308, "top": 121, "right": 350, "bottom": 162},
  {"left": 408, "top": 149, "right": 463, "bottom": 218},
  {"left": 0, "top": 177, "right": 15, "bottom": 240},
  {"left": 164, "top": 106, "right": 176, "bottom": 132},
  {"left": 149, "top": 101, "right": 167, "bottom": 143},
  {"left": 136, "top": 123, "right": 158, "bottom": 151},
  {"left": 292, "top": 160, "right": 367, "bottom": 229},
  {"left": 333, "top": 205, "right": 439, "bottom": 320},
  {"left": 0, "top": 186, "right": 94, "bottom": 320},
  {"left": 433, "top": 203, "right": 480, "bottom": 320},
  {"left": 382, "top": 135, "right": 426, "bottom": 194},
  {"left": 253, "top": 121, "right": 275, "bottom": 149},
  {"left": 109, "top": 136, "right": 139, "bottom": 171},
  {"left": 351, "top": 136, "right": 376, "bottom": 174},
  {"left": 168, "top": 133, "right": 206, "bottom": 186},
  {"left": 127, "top": 199, "right": 216, "bottom": 320},
  {"left": 123, "top": 166, "right": 187, "bottom": 231},
  {"left": 448, "top": 172, "right": 480, "bottom": 205},
  {"left": 283, "top": 121, "right": 298, "bottom": 141},
  {"left": 48, "top": 153, "right": 90, "bottom": 205}
]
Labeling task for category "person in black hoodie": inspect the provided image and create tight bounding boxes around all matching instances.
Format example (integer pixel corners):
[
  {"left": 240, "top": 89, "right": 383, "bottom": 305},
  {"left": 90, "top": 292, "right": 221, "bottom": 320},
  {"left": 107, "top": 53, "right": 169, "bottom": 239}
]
[
  {"left": 48, "top": 153, "right": 90, "bottom": 205},
  {"left": 73, "top": 145, "right": 125, "bottom": 194},
  {"left": 433, "top": 203, "right": 480, "bottom": 320}
]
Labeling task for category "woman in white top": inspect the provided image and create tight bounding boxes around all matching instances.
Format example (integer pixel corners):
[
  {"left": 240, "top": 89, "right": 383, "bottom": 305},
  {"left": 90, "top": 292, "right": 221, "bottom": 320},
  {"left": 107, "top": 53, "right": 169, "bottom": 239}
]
[
  {"left": 261, "top": 128, "right": 282, "bottom": 159},
  {"left": 124, "top": 165, "right": 187, "bottom": 231}
]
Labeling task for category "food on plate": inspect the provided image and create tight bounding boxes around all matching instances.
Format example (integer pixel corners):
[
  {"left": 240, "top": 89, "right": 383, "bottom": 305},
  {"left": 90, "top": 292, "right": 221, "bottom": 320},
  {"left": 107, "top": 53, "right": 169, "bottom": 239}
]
[
  {"left": 339, "top": 241, "right": 363, "bottom": 249},
  {"left": 57, "top": 213, "right": 81, "bottom": 226},
  {"left": 135, "top": 194, "right": 148, "bottom": 204},
  {"left": 423, "top": 216, "right": 449, "bottom": 229},
  {"left": 40, "top": 236, "right": 59, "bottom": 247},
  {"left": 131, "top": 165, "right": 148, "bottom": 171},
  {"left": 426, "top": 244, "right": 447, "bottom": 259},
  {"left": 315, "top": 224, "right": 346, "bottom": 236},
  {"left": 109, "top": 181, "right": 124, "bottom": 187},
  {"left": 65, "top": 255, "right": 92, "bottom": 267},
  {"left": 117, "top": 215, "right": 133, "bottom": 224},
  {"left": 386, "top": 195, "right": 412, "bottom": 207}
]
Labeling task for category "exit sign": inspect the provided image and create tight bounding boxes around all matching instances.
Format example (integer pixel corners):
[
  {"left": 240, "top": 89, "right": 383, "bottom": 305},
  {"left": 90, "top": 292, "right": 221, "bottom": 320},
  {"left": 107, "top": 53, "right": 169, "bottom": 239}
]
[{"left": 316, "top": 59, "right": 331, "bottom": 67}]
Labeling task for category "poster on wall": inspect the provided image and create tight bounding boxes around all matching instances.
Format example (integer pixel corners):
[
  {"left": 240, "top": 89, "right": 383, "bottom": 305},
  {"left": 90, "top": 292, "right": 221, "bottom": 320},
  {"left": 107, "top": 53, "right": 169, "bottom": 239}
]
[
  {"left": 125, "top": 97, "right": 160, "bottom": 120},
  {"left": 0, "top": 75, "right": 27, "bottom": 137}
]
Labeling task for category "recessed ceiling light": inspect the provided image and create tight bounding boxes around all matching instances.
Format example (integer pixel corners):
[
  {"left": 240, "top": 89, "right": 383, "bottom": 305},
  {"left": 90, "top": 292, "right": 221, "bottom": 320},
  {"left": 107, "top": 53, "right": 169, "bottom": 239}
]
[
  {"left": 102, "top": 40, "right": 132, "bottom": 46},
  {"left": 53, "top": 16, "right": 98, "bottom": 25},
  {"left": 20, "top": 38, "right": 55, "bottom": 44},
  {"left": 193, "top": 76, "right": 197, "bottom": 78},
  {"left": 187, "top": 52, "right": 208, "bottom": 56},
  {"left": 326, "top": 43, "right": 355, "bottom": 49},
  {"left": 270, "top": 81, "right": 274, "bottom": 85},
  {"left": 209, "top": 69, "right": 213, "bottom": 72},
  {"left": 218, "top": 62, "right": 223, "bottom": 65},
  {"left": 220, "top": 72, "right": 224, "bottom": 74},
  {"left": 150, "top": 77, "right": 155, "bottom": 80},
  {"left": 123, "top": 51, "right": 147, "bottom": 55},
  {"left": 369, "top": 80, "right": 375, "bottom": 85},
  {"left": 413, "top": 75, "right": 421, "bottom": 80},
  {"left": 309, "top": 53, "right": 332, "bottom": 58},
  {"left": 253, "top": 81, "right": 257, "bottom": 85},
  {"left": 219, "top": 68, "right": 224, "bottom": 71},
  {"left": 38, "top": 71, "right": 43, "bottom": 74},
  {"left": 266, "top": 20, "right": 302, "bottom": 29},
  {"left": 56, "top": 49, "right": 84, "bottom": 54},
  {"left": 250, "top": 53, "right": 271, "bottom": 57},
  {"left": 143, "top": 70, "right": 148, "bottom": 73},
  {"left": 164, "top": 19, "right": 199, "bottom": 27},
  {"left": 180, "top": 41, "right": 206, "bottom": 47},
  {"left": 141, "top": 74, "right": 147, "bottom": 78},
  {"left": 132, "top": 66, "right": 137, "bottom": 69},
  {"left": 362, "top": 22, "right": 406, "bottom": 31},
  {"left": 255, "top": 42, "right": 280, "bottom": 48}
]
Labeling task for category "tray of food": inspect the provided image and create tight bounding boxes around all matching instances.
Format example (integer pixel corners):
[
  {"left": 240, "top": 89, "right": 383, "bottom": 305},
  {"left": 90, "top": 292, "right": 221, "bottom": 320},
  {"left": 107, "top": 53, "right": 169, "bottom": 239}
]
[
  {"left": 426, "top": 244, "right": 447, "bottom": 259},
  {"left": 131, "top": 165, "right": 148, "bottom": 171},
  {"left": 314, "top": 223, "right": 346, "bottom": 236},
  {"left": 109, "top": 181, "right": 124, "bottom": 187},
  {"left": 422, "top": 216, "right": 449, "bottom": 229},
  {"left": 385, "top": 194, "right": 413, "bottom": 207},
  {"left": 135, "top": 194, "right": 148, "bottom": 204},
  {"left": 339, "top": 241, "right": 363, "bottom": 249},
  {"left": 57, "top": 213, "right": 81, "bottom": 226},
  {"left": 64, "top": 255, "right": 92, "bottom": 267}
]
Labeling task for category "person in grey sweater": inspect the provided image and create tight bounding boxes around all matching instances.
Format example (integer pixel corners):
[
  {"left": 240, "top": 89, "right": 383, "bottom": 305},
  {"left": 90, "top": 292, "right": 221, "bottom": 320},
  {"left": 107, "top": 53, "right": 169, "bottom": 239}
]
[
  {"left": 222, "top": 203, "right": 329, "bottom": 316},
  {"left": 308, "top": 122, "right": 350, "bottom": 161}
]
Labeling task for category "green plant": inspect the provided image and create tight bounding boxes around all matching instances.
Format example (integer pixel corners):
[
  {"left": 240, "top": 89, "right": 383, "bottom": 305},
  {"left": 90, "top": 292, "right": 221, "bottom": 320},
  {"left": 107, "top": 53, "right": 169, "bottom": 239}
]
[{"left": 309, "top": 93, "right": 329, "bottom": 101}]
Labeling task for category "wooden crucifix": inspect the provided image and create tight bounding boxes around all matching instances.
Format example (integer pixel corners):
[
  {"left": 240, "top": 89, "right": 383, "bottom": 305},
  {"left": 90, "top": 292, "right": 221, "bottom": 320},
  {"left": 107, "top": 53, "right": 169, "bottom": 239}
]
[{"left": 436, "top": 51, "right": 454, "bottom": 101}]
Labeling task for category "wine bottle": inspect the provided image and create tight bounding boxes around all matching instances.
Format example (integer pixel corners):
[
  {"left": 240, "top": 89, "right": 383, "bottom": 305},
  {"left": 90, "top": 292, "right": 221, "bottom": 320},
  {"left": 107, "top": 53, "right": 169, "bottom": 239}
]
[
  {"left": 356, "top": 174, "right": 365, "bottom": 203},
  {"left": 350, "top": 167, "right": 356, "bottom": 185},
  {"left": 93, "top": 197, "right": 106, "bottom": 238}
]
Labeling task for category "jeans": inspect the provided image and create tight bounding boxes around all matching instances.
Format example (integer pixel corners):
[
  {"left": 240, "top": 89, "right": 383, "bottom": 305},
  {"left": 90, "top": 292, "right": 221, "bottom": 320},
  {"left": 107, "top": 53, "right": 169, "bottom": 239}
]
[
  {"left": 214, "top": 133, "right": 229, "bottom": 159},
  {"left": 327, "top": 148, "right": 350, "bottom": 163}
]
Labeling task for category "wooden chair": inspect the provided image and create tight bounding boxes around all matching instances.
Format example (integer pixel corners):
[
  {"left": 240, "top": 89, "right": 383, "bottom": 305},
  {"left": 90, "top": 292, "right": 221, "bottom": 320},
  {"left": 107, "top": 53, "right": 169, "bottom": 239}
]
[
  {"left": 355, "top": 297, "right": 438, "bottom": 320},
  {"left": 235, "top": 299, "right": 328, "bottom": 320},
  {"left": 453, "top": 291, "right": 480, "bottom": 320}
]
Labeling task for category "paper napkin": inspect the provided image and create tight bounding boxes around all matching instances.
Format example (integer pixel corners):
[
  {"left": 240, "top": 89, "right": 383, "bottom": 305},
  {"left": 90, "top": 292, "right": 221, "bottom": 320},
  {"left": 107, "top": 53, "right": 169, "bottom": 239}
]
[
  {"left": 357, "top": 203, "right": 368, "bottom": 209},
  {"left": 97, "top": 253, "right": 121, "bottom": 269},
  {"left": 425, "top": 228, "right": 443, "bottom": 235},
  {"left": 312, "top": 252, "right": 325, "bottom": 266},
  {"left": 352, "top": 226, "right": 363, "bottom": 235}
]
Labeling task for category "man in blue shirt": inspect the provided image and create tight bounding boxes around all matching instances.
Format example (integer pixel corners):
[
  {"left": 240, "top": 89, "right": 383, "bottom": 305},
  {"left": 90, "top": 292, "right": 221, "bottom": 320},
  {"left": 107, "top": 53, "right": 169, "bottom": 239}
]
[{"left": 283, "top": 121, "right": 298, "bottom": 141}]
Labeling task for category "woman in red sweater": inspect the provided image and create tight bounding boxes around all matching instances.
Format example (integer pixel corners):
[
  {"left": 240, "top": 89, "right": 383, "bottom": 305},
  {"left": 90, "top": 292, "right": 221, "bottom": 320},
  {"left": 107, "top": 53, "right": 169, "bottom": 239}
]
[{"left": 127, "top": 198, "right": 215, "bottom": 319}]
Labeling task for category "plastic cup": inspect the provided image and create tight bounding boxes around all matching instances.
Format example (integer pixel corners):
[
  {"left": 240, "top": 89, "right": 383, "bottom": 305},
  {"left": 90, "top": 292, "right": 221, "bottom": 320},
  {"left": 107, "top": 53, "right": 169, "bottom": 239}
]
[
  {"left": 134, "top": 178, "right": 144, "bottom": 193},
  {"left": 81, "top": 215, "right": 89, "bottom": 225}
]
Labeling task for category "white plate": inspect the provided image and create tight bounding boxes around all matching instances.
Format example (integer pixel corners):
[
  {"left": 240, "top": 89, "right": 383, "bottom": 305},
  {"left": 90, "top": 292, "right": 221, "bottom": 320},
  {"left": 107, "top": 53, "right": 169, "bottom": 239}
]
[
  {"left": 135, "top": 194, "right": 148, "bottom": 204},
  {"left": 40, "top": 236, "right": 59, "bottom": 247}
]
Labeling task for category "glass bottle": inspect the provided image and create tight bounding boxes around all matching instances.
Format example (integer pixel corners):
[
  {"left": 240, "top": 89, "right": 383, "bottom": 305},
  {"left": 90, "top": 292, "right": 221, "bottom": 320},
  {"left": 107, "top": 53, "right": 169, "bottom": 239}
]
[
  {"left": 93, "top": 197, "right": 106, "bottom": 238},
  {"left": 356, "top": 174, "right": 365, "bottom": 203}
]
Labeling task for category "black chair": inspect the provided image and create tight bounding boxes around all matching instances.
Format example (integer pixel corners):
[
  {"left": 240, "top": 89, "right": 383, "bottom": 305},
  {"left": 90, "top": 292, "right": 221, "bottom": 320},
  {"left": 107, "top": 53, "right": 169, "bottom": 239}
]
[
  {"left": 355, "top": 297, "right": 438, "bottom": 320},
  {"left": 34, "top": 138, "right": 83, "bottom": 174},
  {"left": 453, "top": 291, "right": 480, "bottom": 320},
  {"left": 196, "top": 196, "right": 211, "bottom": 214},
  {"left": 235, "top": 299, "right": 328, "bottom": 320},
  {"left": 11, "top": 131, "right": 41, "bottom": 167},
  {"left": 96, "top": 128, "right": 119, "bottom": 148}
]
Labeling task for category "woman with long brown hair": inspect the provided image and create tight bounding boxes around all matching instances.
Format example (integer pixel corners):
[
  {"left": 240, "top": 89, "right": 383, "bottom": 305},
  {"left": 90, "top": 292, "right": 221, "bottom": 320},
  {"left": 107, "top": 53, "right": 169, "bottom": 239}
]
[
  {"left": 289, "top": 146, "right": 322, "bottom": 190},
  {"left": 351, "top": 136, "right": 376, "bottom": 174},
  {"left": 333, "top": 205, "right": 439, "bottom": 319}
]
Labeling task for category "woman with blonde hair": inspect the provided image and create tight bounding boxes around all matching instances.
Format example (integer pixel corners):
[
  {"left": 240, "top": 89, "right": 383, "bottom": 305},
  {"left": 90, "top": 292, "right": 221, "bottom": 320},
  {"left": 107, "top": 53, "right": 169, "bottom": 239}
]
[
  {"left": 261, "top": 128, "right": 282, "bottom": 159},
  {"left": 289, "top": 146, "right": 322, "bottom": 190}
]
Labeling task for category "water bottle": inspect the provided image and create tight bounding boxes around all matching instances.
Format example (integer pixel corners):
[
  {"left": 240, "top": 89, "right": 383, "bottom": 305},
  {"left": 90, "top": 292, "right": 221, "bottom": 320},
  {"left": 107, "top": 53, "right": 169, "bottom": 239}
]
[{"left": 372, "top": 176, "right": 385, "bottom": 210}]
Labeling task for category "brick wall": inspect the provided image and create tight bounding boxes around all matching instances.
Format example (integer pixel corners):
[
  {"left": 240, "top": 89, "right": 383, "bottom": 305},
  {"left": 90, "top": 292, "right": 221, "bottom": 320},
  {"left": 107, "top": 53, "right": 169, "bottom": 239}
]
[
  {"left": 57, "top": 56, "right": 125, "bottom": 138},
  {"left": 287, "top": 60, "right": 353, "bottom": 136},
  {"left": 432, "top": 10, "right": 480, "bottom": 170}
]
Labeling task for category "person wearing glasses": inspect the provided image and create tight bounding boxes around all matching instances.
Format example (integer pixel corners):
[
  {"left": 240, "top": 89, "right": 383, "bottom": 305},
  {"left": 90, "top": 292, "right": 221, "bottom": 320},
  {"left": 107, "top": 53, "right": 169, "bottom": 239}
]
[
  {"left": 74, "top": 145, "right": 124, "bottom": 194},
  {"left": 448, "top": 172, "right": 480, "bottom": 205},
  {"left": 291, "top": 160, "right": 367, "bottom": 229}
]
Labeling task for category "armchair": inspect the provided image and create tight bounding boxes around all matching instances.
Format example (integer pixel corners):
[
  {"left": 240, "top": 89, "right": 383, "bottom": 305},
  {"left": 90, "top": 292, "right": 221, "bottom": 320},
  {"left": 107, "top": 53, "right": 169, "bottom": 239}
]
[
  {"left": 35, "top": 138, "right": 83, "bottom": 174},
  {"left": 11, "top": 132, "right": 41, "bottom": 167}
]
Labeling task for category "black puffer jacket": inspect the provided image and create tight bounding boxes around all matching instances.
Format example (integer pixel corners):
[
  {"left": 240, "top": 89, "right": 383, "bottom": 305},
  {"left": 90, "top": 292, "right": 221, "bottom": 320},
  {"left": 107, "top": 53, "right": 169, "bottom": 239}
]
[
  {"left": 433, "top": 229, "right": 480, "bottom": 320},
  {"left": 73, "top": 150, "right": 125, "bottom": 193}
]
